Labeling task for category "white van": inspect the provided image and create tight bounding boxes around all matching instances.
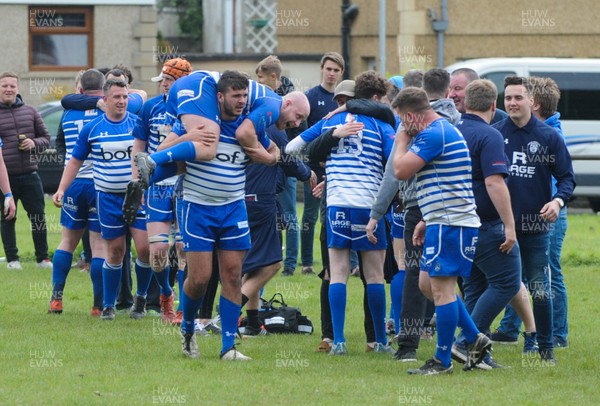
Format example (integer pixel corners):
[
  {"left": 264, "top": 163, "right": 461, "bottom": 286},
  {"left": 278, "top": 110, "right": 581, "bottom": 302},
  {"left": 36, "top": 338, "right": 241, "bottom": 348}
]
[{"left": 446, "top": 57, "right": 600, "bottom": 211}]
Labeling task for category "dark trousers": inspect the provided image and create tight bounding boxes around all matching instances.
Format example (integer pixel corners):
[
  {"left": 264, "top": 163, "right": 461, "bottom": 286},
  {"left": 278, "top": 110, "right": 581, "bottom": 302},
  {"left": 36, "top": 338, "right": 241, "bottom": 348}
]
[
  {"left": 398, "top": 206, "right": 431, "bottom": 350},
  {"left": 199, "top": 250, "right": 220, "bottom": 319},
  {"left": 116, "top": 232, "right": 133, "bottom": 310},
  {"left": 1, "top": 172, "right": 48, "bottom": 263},
  {"left": 81, "top": 228, "right": 92, "bottom": 263}
]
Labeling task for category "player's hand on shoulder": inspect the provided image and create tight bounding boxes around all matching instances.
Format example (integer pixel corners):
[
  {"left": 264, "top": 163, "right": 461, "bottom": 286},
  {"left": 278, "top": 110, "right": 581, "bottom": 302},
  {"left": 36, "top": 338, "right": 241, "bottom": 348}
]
[
  {"left": 324, "top": 104, "right": 347, "bottom": 120},
  {"left": 333, "top": 122, "right": 364, "bottom": 139}
]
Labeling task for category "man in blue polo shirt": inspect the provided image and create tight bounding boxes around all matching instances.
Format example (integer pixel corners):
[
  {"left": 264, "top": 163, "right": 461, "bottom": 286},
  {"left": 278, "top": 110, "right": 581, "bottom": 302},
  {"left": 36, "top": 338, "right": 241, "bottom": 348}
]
[{"left": 451, "top": 79, "right": 522, "bottom": 369}]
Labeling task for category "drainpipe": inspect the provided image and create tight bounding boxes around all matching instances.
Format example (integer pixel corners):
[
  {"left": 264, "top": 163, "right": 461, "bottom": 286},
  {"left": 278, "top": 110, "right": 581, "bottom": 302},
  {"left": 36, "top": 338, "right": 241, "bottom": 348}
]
[
  {"left": 341, "top": 0, "right": 360, "bottom": 79},
  {"left": 223, "top": 0, "right": 233, "bottom": 53},
  {"left": 379, "top": 0, "right": 386, "bottom": 76},
  {"left": 429, "top": 0, "right": 448, "bottom": 68}
]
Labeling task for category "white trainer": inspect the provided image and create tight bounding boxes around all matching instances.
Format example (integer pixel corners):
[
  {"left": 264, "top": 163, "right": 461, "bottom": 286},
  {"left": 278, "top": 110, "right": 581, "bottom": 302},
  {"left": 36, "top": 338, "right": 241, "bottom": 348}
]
[
  {"left": 7, "top": 260, "right": 23, "bottom": 270},
  {"left": 220, "top": 347, "right": 252, "bottom": 361}
]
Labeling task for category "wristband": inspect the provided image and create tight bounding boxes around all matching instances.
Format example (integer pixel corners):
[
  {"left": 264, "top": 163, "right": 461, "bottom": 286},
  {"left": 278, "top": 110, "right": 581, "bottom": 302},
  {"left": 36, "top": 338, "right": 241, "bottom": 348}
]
[{"left": 4, "top": 192, "right": 12, "bottom": 198}]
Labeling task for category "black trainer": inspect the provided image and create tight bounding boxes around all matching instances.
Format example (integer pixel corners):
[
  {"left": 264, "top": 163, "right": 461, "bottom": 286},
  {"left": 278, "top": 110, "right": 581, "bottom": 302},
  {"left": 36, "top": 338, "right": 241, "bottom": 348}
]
[
  {"left": 130, "top": 295, "right": 147, "bottom": 320},
  {"left": 122, "top": 180, "right": 143, "bottom": 225},
  {"left": 466, "top": 333, "right": 493, "bottom": 370},
  {"left": 101, "top": 307, "right": 116, "bottom": 321},
  {"left": 181, "top": 331, "right": 199, "bottom": 359},
  {"left": 393, "top": 348, "right": 418, "bottom": 362},
  {"left": 407, "top": 357, "right": 453, "bottom": 375},
  {"left": 539, "top": 349, "right": 557, "bottom": 365},
  {"left": 242, "top": 324, "right": 268, "bottom": 337},
  {"left": 134, "top": 152, "right": 156, "bottom": 189}
]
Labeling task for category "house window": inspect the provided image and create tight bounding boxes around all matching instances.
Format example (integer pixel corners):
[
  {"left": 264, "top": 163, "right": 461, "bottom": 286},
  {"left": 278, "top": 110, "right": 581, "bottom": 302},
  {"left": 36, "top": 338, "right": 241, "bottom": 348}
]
[{"left": 29, "top": 7, "right": 93, "bottom": 71}]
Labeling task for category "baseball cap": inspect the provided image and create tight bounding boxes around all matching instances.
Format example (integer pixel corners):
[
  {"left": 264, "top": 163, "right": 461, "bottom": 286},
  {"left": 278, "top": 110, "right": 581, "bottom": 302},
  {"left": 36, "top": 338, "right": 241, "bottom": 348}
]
[
  {"left": 333, "top": 80, "right": 355, "bottom": 101},
  {"left": 151, "top": 58, "right": 192, "bottom": 82},
  {"left": 389, "top": 75, "right": 404, "bottom": 90}
]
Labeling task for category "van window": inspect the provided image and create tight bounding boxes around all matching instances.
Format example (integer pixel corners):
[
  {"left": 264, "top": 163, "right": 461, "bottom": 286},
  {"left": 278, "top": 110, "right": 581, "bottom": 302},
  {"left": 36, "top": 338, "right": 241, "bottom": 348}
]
[
  {"left": 530, "top": 72, "right": 600, "bottom": 120},
  {"left": 481, "top": 71, "right": 517, "bottom": 112}
]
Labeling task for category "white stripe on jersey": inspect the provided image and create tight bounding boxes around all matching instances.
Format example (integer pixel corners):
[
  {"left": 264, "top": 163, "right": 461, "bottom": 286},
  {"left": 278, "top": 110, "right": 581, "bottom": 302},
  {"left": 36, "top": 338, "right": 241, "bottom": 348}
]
[
  {"left": 144, "top": 99, "right": 177, "bottom": 185},
  {"left": 324, "top": 116, "right": 387, "bottom": 209},
  {"left": 416, "top": 124, "right": 479, "bottom": 227},
  {"left": 86, "top": 117, "right": 136, "bottom": 193},
  {"left": 182, "top": 134, "right": 249, "bottom": 205},
  {"left": 62, "top": 109, "right": 101, "bottom": 178}
]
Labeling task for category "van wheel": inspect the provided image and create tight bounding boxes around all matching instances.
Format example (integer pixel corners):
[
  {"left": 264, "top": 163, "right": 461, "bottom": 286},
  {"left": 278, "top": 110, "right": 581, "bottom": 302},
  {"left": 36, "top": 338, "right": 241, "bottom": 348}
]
[{"left": 589, "top": 198, "right": 600, "bottom": 213}]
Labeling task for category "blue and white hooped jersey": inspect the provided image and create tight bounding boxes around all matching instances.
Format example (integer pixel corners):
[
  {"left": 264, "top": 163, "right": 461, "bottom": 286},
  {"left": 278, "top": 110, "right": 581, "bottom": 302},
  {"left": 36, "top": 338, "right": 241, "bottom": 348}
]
[
  {"left": 409, "top": 118, "right": 480, "bottom": 228},
  {"left": 71, "top": 112, "right": 140, "bottom": 193},
  {"left": 323, "top": 112, "right": 395, "bottom": 209},
  {"left": 134, "top": 94, "right": 176, "bottom": 185},
  {"left": 61, "top": 107, "right": 103, "bottom": 179},
  {"left": 135, "top": 94, "right": 173, "bottom": 154},
  {"left": 174, "top": 116, "right": 250, "bottom": 205}
]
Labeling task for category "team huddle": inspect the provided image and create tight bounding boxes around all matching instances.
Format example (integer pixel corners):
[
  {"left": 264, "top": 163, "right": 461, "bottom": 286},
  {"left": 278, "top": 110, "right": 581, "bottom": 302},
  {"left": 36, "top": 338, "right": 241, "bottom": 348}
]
[{"left": 30, "top": 51, "right": 574, "bottom": 372}]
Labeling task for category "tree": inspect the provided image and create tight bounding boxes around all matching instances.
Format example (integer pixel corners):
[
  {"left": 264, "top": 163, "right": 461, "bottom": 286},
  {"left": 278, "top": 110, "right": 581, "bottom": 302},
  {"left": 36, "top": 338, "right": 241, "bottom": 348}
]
[{"left": 158, "top": 0, "right": 203, "bottom": 44}]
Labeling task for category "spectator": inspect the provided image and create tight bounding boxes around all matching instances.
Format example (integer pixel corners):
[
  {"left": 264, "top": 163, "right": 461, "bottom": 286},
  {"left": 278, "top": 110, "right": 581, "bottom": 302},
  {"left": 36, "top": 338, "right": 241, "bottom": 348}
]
[
  {"left": 451, "top": 79, "right": 521, "bottom": 369},
  {"left": 0, "top": 72, "right": 51, "bottom": 270},
  {"left": 301, "top": 52, "right": 345, "bottom": 275},
  {"left": 449, "top": 67, "right": 508, "bottom": 123},
  {"left": 492, "top": 76, "right": 575, "bottom": 363}
]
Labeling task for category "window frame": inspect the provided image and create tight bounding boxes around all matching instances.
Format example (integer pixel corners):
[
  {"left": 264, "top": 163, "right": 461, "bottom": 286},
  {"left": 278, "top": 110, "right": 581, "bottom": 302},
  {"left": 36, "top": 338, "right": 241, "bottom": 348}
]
[{"left": 28, "top": 6, "right": 94, "bottom": 71}]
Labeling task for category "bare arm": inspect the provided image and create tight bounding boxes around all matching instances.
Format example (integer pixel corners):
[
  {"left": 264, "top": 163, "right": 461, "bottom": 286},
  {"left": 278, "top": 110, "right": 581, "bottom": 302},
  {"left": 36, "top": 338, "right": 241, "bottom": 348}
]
[
  {"left": 236, "top": 119, "right": 278, "bottom": 165},
  {"left": 485, "top": 174, "right": 516, "bottom": 254}
]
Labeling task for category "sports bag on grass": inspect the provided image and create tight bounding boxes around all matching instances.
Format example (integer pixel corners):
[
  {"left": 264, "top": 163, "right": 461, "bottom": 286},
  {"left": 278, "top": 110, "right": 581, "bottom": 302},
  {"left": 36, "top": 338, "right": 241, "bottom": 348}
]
[{"left": 259, "top": 293, "right": 313, "bottom": 334}]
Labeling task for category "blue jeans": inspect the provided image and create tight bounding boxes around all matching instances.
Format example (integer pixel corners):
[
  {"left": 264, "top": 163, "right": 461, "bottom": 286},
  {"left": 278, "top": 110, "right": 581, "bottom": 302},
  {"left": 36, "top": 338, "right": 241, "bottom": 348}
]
[
  {"left": 277, "top": 177, "right": 298, "bottom": 271},
  {"left": 549, "top": 207, "right": 568, "bottom": 341},
  {"left": 350, "top": 250, "right": 359, "bottom": 269},
  {"left": 498, "top": 232, "right": 553, "bottom": 350},
  {"left": 300, "top": 181, "right": 320, "bottom": 267},
  {"left": 462, "top": 220, "right": 522, "bottom": 336}
]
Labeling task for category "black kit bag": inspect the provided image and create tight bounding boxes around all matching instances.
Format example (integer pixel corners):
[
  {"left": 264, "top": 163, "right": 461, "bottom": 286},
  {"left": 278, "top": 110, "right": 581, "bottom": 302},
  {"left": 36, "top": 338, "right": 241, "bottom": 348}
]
[{"left": 259, "top": 293, "right": 313, "bottom": 334}]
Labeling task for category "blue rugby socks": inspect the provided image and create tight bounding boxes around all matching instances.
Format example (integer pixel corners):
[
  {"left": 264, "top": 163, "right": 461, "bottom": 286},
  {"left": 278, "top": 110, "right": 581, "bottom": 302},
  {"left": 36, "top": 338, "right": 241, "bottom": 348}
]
[
  {"left": 329, "top": 283, "right": 347, "bottom": 344},
  {"left": 181, "top": 288, "right": 203, "bottom": 335},
  {"left": 102, "top": 261, "right": 122, "bottom": 309},
  {"left": 390, "top": 270, "right": 405, "bottom": 333},
  {"left": 51, "top": 249, "right": 72, "bottom": 300},
  {"left": 220, "top": 296, "right": 241, "bottom": 354},
  {"left": 434, "top": 300, "right": 459, "bottom": 368},
  {"left": 367, "top": 283, "right": 387, "bottom": 345},
  {"left": 90, "top": 257, "right": 104, "bottom": 308}
]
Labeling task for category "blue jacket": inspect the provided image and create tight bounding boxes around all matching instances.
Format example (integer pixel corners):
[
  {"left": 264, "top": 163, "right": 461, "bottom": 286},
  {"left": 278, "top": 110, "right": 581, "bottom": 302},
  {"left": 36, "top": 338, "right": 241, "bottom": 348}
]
[{"left": 493, "top": 115, "right": 575, "bottom": 233}]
